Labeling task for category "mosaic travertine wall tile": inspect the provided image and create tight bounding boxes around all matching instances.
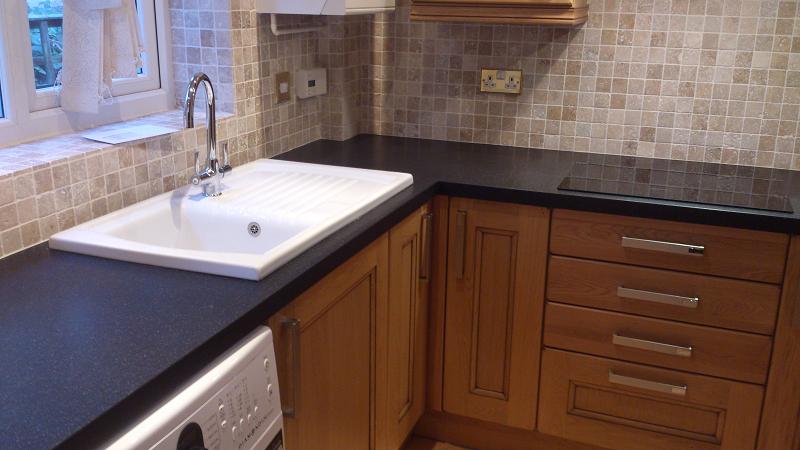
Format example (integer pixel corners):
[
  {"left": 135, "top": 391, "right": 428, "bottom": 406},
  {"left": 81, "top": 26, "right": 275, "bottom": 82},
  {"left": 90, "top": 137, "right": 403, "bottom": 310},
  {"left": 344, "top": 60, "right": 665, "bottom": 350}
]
[
  {"left": 320, "top": 16, "right": 372, "bottom": 141},
  {"left": 171, "top": 0, "right": 236, "bottom": 113},
  {"left": 361, "top": 0, "right": 800, "bottom": 170},
  {"left": 0, "top": 3, "right": 328, "bottom": 259},
  {"left": 256, "top": 14, "right": 324, "bottom": 155},
  {"left": 0, "top": 112, "right": 239, "bottom": 258}
]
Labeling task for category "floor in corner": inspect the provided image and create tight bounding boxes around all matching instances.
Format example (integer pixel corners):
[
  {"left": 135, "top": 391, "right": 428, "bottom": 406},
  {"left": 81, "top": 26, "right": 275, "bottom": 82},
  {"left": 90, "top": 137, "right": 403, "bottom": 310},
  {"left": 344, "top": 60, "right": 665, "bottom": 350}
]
[{"left": 405, "top": 436, "right": 473, "bottom": 450}]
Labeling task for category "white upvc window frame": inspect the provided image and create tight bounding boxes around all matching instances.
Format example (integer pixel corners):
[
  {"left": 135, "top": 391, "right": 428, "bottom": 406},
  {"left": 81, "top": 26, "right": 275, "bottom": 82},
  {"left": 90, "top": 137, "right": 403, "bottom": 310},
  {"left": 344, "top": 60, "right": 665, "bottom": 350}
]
[{"left": 0, "top": 0, "right": 173, "bottom": 148}]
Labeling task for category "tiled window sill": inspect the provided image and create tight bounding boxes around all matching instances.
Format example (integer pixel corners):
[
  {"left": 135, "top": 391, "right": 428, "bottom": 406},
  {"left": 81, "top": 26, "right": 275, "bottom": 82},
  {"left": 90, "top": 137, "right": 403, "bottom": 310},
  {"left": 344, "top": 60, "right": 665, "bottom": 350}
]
[
  {"left": 0, "top": 109, "right": 235, "bottom": 259},
  {"left": 0, "top": 109, "right": 234, "bottom": 177}
]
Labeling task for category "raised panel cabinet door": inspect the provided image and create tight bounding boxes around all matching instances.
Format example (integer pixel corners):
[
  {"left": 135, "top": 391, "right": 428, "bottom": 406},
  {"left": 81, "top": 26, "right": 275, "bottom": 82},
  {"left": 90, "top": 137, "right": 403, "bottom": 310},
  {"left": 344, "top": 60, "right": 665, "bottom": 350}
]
[
  {"left": 443, "top": 198, "right": 549, "bottom": 429},
  {"left": 378, "top": 203, "right": 434, "bottom": 449},
  {"left": 758, "top": 236, "right": 800, "bottom": 450},
  {"left": 270, "top": 235, "right": 389, "bottom": 450}
]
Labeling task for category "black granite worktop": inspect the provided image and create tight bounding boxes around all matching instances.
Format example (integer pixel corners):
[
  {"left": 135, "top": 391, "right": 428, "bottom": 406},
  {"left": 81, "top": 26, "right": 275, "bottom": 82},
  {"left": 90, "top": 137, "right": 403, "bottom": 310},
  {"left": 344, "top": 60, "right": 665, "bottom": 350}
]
[{"left": 3, "top": 135, "right": 800, "bottom": 450}]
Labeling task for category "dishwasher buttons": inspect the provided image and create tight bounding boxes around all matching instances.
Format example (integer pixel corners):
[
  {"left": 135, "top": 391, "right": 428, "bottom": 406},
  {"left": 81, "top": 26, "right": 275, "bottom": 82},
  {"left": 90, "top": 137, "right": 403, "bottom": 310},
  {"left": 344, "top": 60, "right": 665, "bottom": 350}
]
[
  {"left": 263, "top": 358, "right": 270, "bottom": 370},
  {"left": 231, "top": 425, "right": 238, "bottom": 440}
]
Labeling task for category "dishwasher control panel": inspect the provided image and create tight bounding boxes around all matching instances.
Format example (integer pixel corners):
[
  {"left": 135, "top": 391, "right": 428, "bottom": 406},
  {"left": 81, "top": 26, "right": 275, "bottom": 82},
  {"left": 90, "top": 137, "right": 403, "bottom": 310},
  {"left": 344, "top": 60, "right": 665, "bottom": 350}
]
[{"left": 105, "top": 327, "right": 283, "bottom": 450}]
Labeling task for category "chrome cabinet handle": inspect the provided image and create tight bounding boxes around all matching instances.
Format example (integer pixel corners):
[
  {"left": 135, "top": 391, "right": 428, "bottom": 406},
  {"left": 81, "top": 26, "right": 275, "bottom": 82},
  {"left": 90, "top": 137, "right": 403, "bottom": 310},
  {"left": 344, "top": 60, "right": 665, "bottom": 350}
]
[
  {"left": 454, "top": 210, "right": 467, "bottom": 280},
  {"left": 617, "top": 286, "right": 700, "bottom": 309},
  {"left": 612, "top": 333, "right": 693, "bottom": 358},
  {"left": 420, "top": 212, "right": 434, "bottom": 281},
  {"left": 282, "top": 318, "right": 301, "bottom": 417},
  {"left": 609, "top": 371, "right": 687, "bottom": 396},
  {"left": 621, "top": 236, "right": 705, "bottom": 256}
]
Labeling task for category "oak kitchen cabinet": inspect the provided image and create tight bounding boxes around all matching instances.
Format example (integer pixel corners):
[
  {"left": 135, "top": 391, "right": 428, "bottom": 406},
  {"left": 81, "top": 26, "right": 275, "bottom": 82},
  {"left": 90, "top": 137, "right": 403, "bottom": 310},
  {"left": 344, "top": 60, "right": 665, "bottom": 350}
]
[
  {"left": 410, "top": 0, "right": 588, "bottom": 25},
  {"left": 442, "top": 198, "right": 550, "bottom": 429},
  {"left": 269, "top": 234, "right": 389, "bottom": 450},
  {"left": 541, "top": 209, "right": 789, "bottom": 450},
  {"left": 269, "top": 197, "right": 800, "bottom": 450},
  {"left": 380, "top": 203, "right": 434, "bottom": 450},
  {"left": 758, "top": 236, "right": 800, "bottom": 450},
  {"left": 270, "top": 203, "right": 434, "bottom": 450}
]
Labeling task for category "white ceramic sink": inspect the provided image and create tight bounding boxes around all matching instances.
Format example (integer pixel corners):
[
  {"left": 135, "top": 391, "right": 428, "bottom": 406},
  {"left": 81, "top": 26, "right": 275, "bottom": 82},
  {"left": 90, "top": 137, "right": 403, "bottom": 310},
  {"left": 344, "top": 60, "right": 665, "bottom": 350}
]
[{"left": 49, "top": 159, "right": 413, "bottom": 280}]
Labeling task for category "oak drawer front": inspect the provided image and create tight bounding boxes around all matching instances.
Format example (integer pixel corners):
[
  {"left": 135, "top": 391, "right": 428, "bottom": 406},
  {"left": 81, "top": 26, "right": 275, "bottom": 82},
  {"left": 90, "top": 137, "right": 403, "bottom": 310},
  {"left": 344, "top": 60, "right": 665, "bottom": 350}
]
[
  {"left": 543, "top": 303, "right": 772, "bottom": 383},
  {"left": 550, "top": 209, "right": 789, "bottom": 283},
  {"left": 538, "top": 349, "right": 764, "bottom": 450},
  {"left": 547, "top": 256, "right": 781, "bottom": 335}
]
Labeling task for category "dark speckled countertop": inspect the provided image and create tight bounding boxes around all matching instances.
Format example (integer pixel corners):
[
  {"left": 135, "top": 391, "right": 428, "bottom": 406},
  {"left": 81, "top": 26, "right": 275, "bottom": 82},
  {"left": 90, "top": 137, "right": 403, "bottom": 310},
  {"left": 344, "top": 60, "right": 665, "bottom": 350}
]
[{"left": 3, "top": 135, "right": 800, "bottom": 450}]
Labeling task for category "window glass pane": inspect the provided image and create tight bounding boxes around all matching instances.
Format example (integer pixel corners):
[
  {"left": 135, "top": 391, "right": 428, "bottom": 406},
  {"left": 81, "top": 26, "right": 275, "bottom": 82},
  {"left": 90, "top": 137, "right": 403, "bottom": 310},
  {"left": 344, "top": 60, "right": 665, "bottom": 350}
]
[
  {"left": 27, "top": 0, "right": 145, "bottom": 91},
  {"left": 27, "top": 0, "right": 63, "bottom": 90},
  {"left": 0, "top": 81, "right": 4, "bottom": 119}
]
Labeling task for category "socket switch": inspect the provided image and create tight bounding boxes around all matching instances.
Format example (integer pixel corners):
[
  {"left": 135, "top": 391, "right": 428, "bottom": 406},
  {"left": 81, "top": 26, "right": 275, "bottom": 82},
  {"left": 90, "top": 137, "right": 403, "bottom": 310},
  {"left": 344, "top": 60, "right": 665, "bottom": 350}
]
[
  {"left": 480, "top": 69, "right": 522, "bottom": 94},
  {"left": 275, "top": 71, "right": 291, "bottom": 104}
]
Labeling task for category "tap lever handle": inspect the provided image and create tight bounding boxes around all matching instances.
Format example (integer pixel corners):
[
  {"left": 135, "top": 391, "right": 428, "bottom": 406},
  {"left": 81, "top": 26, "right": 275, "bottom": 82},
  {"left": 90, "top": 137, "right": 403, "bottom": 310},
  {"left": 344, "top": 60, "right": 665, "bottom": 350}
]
[{"left": 219, "top": 142, "right": 232, "bottom": 176}]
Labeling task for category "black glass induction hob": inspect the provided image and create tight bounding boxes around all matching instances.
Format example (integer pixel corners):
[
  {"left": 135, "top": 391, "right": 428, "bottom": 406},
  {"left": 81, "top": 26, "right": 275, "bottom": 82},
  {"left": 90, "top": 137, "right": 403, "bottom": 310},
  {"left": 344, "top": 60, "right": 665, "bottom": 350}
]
[{"left": 558, "top": 154, "right": 795, "bottom": 214}]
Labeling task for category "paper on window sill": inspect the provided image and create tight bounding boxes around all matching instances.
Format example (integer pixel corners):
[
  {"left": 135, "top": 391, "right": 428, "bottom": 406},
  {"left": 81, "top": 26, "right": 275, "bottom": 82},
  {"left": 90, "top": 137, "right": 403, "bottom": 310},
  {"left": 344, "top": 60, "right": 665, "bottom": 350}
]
[{"left": 82, "top": 124, "right": 178, "bottom": 145}]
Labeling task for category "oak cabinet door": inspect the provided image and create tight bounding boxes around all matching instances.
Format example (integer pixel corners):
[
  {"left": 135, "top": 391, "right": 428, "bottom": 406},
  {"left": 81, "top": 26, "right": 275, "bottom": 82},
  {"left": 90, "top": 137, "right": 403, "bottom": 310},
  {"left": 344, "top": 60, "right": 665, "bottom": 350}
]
[
  {"left": 442, "top": 198, "right": 549, "bottom": 429},
  {"left": 758, "top": 236, "right": 800, "bottom": 450},
  {"left": 270, "top": 236, "right": 389, "bottom": 450},
  {"left": 378, "top": 203, "right": 434, "bottom": 449}
]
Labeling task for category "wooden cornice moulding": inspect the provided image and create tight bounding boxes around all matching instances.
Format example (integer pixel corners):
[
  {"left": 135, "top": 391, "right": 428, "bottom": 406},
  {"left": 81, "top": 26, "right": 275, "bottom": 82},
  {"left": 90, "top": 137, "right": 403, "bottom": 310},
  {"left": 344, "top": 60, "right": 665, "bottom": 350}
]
[{"left": 410, "top": 0, "right": 589, "bottom": 25}]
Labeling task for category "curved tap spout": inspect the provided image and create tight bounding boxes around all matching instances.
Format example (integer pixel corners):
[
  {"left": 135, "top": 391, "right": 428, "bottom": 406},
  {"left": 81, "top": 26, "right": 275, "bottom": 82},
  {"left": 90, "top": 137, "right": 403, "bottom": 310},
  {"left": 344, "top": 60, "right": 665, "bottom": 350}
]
[{"left": 184, "top": 72, "right": 230, "bottom": 197}]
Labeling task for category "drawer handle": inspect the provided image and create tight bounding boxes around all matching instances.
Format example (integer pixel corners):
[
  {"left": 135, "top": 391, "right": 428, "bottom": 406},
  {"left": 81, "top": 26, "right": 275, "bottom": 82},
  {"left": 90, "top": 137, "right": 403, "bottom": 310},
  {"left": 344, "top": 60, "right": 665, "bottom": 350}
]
[
  {"left": 455, "top": 210, "right": 467, "bottom": 280},
  {"left": 612, "top": 333, "right": 693, "bottom": 358},
  {"left": 420, "top": 212, "right": 434, "bottom": 281},
  {"left": 617, "top": 286, "right": 700, "bottom": 309},
  {"left": 609, "top": 370, "right": 687, "bottom": 396},
  {"left": 621, "top": 236, "right": 705, "bottom": 256},
  {"left": 282, "top": 318, "right": 301, "bottom": 418}
]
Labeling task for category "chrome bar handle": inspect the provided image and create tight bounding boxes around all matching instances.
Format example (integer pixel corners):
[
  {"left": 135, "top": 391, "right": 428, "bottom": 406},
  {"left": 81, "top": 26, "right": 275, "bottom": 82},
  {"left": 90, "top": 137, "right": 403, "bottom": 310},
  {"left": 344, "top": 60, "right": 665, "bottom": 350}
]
[
  {"left": 420, "top": 212, "right": 434, "bottom": 281},
  {"left": 621, "top": 236, "right": 705, "bottom": 256},
  {"left": 612, "top": 333, "right": 693, "bottom": 358},
  {"left": 282, "top": 318, "right": 301, "bottom": 417},
  {"left": 617, "top": 286, "right": 700, "bottom": 309},
  {"left": 454, "top": 210, "right": 467, "bottom": 280},
  {"left": 609, "top": 371, "right": 687, "bottom": 396}
]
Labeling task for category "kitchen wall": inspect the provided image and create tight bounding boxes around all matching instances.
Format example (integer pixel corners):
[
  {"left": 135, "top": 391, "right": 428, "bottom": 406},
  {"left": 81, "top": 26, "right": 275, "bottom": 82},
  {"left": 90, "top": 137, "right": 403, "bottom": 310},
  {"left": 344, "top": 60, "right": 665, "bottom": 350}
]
[
  {"left": 2, "top": 0, "right": 799, "bottom": 259},
  {"left": 0, "top": 1, "right": 329, "bottom": 258},
  {"left": 358, "top": 0, "right": 800, "bottom": 169}
]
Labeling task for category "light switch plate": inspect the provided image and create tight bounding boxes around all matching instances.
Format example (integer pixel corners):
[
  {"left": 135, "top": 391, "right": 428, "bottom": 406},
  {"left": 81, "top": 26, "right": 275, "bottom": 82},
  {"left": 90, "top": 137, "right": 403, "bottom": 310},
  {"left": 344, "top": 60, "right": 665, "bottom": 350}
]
[
  {"left": 480, "top": 68, "right": 522, "bottom": 94},
  {"left": 296, "top": 68, "right": 327, "bottom": 99},
  {"left": 275, "top": 71, "right": 291, "bottom": 104}
]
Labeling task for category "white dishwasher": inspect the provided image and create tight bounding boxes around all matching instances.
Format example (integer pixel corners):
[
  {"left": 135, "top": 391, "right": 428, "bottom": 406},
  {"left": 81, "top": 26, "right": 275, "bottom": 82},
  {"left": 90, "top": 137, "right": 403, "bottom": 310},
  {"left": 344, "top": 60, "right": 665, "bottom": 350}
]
[{"left": 105, "top": 326, "right": 283, "bottom": 450}]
